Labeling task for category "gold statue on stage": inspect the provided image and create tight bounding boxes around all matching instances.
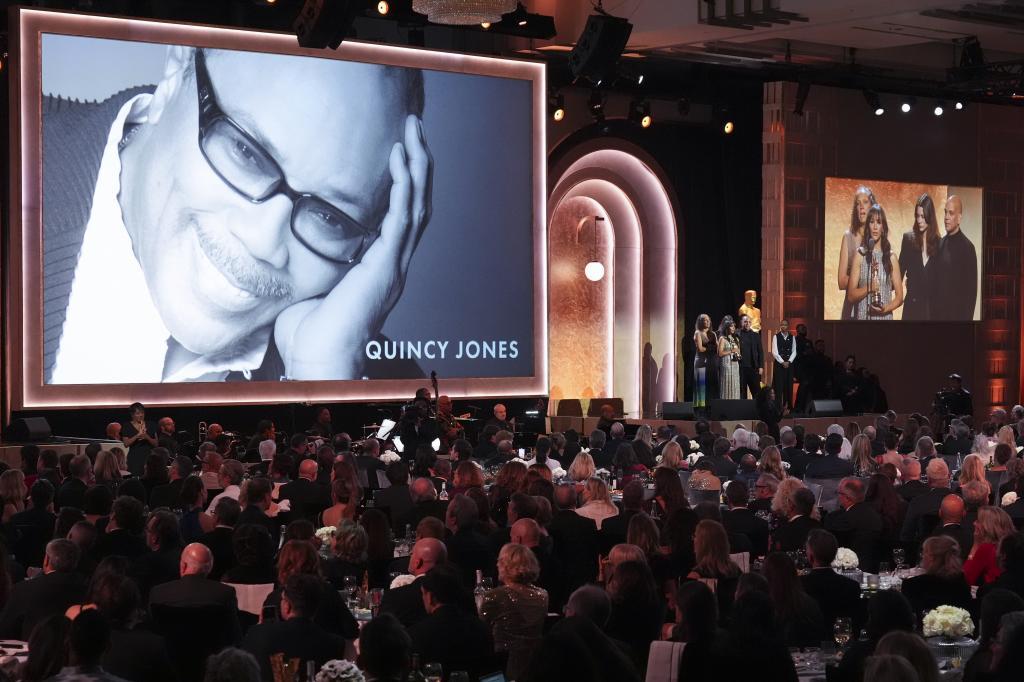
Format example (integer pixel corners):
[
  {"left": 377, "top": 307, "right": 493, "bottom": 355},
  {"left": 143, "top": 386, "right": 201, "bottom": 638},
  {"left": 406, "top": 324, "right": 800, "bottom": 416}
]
[{"left": 739, "top": 290, "right": 762, "bottom": 332}]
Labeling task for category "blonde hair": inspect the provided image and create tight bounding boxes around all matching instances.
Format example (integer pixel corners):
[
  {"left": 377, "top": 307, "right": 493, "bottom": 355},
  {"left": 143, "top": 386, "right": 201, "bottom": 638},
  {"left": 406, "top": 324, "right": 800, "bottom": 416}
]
[
  {"left": 757, "top": 446, "right": 786, "bottom": 480},
  {"left": 959, "top": 454, "right": 986, "bottom": 486},
  {"left": 608, "top": 543, "right": 647, "bottom": 571},
  {"left": 498, "top": 543, "right": 540, "bottom": 585},
  {"left": 94, "top": 450, "right": 121, "bottom": 483},
  {"left": 0, "top": 470, "right": 26, "bottom": 510},
  {"left": 771, "top": 477, "right": 805, "bottom": 517},
  {"left": 659, "top": 442, "right": 684, "bottom": 470},
  {"left": 997, "top": 425, "right": 1017, "bottom": 450},
  {"left": 974, "top": 506, "right": 1016, "bottom": 545},
  {"left": 851, "top": 434, "right": 875, "bottom": 474},
  {"left": 567, "top": 452, "right": 596, "bottom": 482},
  {"left": 922, "top": 535, "right": 963, "bottom": 578},
  {"left": 693, "top": 520, "right": 738, "bottom": 576},
  {"left": 583, "top": 477, "right": 612, "bottom": 505}
]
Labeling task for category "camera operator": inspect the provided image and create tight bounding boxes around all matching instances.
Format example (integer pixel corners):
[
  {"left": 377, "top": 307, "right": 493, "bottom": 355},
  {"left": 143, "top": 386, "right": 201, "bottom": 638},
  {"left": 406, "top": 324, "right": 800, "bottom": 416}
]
[{"left": 942, "top": 373, "right": 974, "bottom": 418}]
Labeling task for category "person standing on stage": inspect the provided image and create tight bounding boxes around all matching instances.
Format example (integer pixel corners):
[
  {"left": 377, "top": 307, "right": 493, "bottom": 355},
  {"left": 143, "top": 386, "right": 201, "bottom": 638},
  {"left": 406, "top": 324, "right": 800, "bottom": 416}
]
[
  {"left": 837, "top": 186, "right": 875, "bottom": 320},
  {"left": 793, "top": 324, "right": 813, "bottom": 413},
  {"left": 933, "top": 195, "right": 978, "bottom": 321},
  {"left": 848, "top": 204, "right": 903, "bottom": 320},
  {"left": 717, "top": 316, "right": 741, "bottom": 400},
  {"left": 436, "top": 395, "right": 464, "bottom": 453},
  {"left": 737, "top": 314, "right": 763, "bottom": 400},
  {"left": 771, "top": 319, "right": 796, "bottom": 413},
  {"left": 898, "top": 194, "right": 940, "bottom": 321},
  {"left": 693, "top": 314, "right": 717, "bottom": 412}
]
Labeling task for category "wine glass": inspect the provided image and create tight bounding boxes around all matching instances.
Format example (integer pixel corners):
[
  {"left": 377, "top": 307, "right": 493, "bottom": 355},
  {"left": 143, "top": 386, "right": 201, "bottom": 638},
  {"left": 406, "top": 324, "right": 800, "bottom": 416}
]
[
  {"left": 879, "top": 561, "right": 892, "bottom": 579},
  {"left": 423, "top": 662, "right": 443, "bottom": 682},
  {"left": 892, "top": 548, "right": 906, "bottom": 572},
  {"left": 833, "top": 617, "right": 853, "bottom": 650},
  {"left": 342, "top": 574, "right": 357, "bottom": 599}
]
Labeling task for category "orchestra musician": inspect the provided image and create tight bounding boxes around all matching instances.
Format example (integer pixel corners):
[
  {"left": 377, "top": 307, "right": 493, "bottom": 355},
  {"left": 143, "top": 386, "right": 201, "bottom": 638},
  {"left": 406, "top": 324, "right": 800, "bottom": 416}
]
[
  {"left": 435, "top": 395, "right": 464, "bottom": 453},
  {"left": 487, "top": 404, "right": 514, "bottom": 433}
]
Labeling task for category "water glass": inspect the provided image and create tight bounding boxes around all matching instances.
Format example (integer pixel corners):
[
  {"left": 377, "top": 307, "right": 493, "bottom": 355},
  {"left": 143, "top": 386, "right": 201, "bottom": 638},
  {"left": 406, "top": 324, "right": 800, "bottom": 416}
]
[
  {"left": 879, "top": 561, "right": 892, "bottom": 577},
  {"left": 833, "top": 617, "right": 853, "bottom": 649},
  {"left": 892, "top": 548, "right": 906, "bottom": 571},
  {"left": 423, "top": 662, "right": 443, "bottom": 682}
]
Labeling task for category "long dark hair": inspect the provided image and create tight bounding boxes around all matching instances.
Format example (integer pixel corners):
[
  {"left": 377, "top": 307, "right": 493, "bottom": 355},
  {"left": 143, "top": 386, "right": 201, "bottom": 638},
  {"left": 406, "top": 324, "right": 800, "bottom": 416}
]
[
  {"left": 912, "top": 194, "right": 940, "bottom": 258},
  {"left": 849, "top": 185, "right": 877, "bottom": 236},
  {"left": 863, "top": 204, "right": 893, "bottom": 280},
  {"left": 717, "top": 315, "right": 736, "bottom": 340},
  {"left": 866, "top": 473, "right": 902, "bottom": 533}
]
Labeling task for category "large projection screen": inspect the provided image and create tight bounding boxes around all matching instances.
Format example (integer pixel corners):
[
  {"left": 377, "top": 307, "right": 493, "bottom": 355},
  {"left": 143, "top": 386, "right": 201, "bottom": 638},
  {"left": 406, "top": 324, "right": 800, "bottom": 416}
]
[{"left": 8, "top": 9, "right": 547, "bottom": 408}]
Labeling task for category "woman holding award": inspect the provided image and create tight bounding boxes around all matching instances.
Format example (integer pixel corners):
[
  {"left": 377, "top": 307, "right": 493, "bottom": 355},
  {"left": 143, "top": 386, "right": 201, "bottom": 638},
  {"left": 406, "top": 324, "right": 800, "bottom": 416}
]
[
  {"left": 848, "top": 204, "right": 904, "bottom": 320},
  {"left": 717, "top": 316, "right": 741, "bottom": 399}
]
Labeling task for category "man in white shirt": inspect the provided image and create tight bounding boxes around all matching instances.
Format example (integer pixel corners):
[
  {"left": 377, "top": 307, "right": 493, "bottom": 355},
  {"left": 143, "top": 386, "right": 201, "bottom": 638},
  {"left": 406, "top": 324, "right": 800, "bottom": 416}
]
[
  {"left": 46, "top": 47, "right": 431, "bottom": 384},
  {"left": 205, "top": 459, "right": 244, "bottom": 521},
  {"left": 771, "top": 318, "right": 797, "bottom": 412}
]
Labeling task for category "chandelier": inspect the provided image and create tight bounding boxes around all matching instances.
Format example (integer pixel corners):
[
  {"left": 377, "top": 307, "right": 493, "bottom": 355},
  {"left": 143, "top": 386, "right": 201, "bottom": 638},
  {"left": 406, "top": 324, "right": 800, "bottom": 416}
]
[{"left": 412, "top": 0, "right": 517, "bottom": 25}]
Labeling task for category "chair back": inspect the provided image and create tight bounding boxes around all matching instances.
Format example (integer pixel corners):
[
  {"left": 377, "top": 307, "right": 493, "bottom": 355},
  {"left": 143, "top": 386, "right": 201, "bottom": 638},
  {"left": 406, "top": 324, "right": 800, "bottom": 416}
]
[
  {"left": 645, "top": 641, "right": 685, "bottom": 682},
  {"left": 804, "top": 477, "right": 841, "bottom": 513},
  {"left": 225, "top": 583, "right": 275, "bottom": 616},
  {"left": 729, "top": 551, "right": 750, "bottom": 573},
  {"left": 357, "top": 468, "right": 370, "bottom": 490},
  {"left": 376, "top": 470, "right": 391, "bottom": 489},
  {"left": 804, "top": 482, "right": 824, "bottom": 507}
]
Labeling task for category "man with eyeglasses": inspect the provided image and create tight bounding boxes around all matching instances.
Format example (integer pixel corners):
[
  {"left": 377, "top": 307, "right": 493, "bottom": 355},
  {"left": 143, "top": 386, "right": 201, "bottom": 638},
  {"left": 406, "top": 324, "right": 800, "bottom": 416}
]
[{"left": 46, "top": 46, "right": 431, "bottom": 383}]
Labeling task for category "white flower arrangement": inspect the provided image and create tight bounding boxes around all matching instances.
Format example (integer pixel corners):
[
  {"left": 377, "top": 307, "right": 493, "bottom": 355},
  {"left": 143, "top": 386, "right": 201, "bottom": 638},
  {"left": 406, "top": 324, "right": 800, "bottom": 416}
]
[
  {"left": 655, "top": 454, "right": 664, "bottom": 464},
  {"left": 1002, "top": 492, "right": 1019, "bottom": 507},
  {"left": 686, "top": 452, "right": 704, "bottom": 466},
  {"left": 689, "top": 440, "right": 700, "bottom": 451},
  {"left": 379, "top": 450, "right": 401, "bottom": 464},
  {"left": 314, "top": 526, "right": 337, "bottom": 542},
  {"left": 315, "top": 659, "right": 365, "bottom": 682},
  {"left": 390, "top": 573, "right": 417, "bottom": 589},
  {"left": 552, "top": 467, "right": 567, "bottom": 479},
  {"left": 832, "top": 547, "right": 860, "bottom": 571},
  {"left": 922, "top": 605, "right": 975, "bottom": 639}
]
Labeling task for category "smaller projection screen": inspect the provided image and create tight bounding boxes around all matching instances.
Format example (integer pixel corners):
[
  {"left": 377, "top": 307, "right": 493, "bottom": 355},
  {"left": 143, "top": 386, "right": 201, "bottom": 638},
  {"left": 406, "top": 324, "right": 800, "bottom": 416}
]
[
  {"left": 8, "top": 9, "right": 547, "bottom": 408},
  {"left": 823, "top": 177, "right": 983, "bottom": 322}
]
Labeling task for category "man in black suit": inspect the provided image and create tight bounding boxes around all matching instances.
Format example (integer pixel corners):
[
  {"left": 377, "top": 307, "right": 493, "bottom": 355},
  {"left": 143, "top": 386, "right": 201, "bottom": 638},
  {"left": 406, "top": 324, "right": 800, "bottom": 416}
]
[
  {"left": 705, "top": 437, "right": 738, "bottom": 479},
  {"left": 149, "top": 456, "right": 194, "bottom": 511},
  {"left": 56, "top": 454, "right": 91, "bottom": 511},
  {"left": 134, "top": 509, "right": 184, "bottom": 598},
  {"left": 236, "top": 477, "right": 283, "bottom": 538},
  {"left": 472, "top": 425, "right": 500, "bottom": 463},
  {"left": 801, "top": 529, "right": 864, "bottom": 636},
  {"left": 604, "top": 422, "right": 627, "bottom": 467},
  {"left": 939, "top": 419, "right": 973, "bottom": 458},
  {"left": 408, "top": 566, "right": 494, "bottom": 679},
  {"left": 379, "top": 538, "right": 448, "bottom": 627},
  {"left": 94, "top": 495, "right": 149, "bottom": 560},
  {"left": 930, "top": 494, "right": 973, "bottom": 560},
  {"left": 486, "top": 403, "right": 514, "bottom": 433},
  {"left": 933, "top": 195, "right": 978, "bottom": 321},
  {"left": 355, "top": 437, "right": 389, "bottom": 491},
  {"left": 723, "top": 481, "right": 769, "bottom": 558},
  {"left": 805, "top": 433, "right": 855, "bottom": 480},
  {"left": 279, "top": 459, "right": 331, "bottom": 523},
  {"left": 900, "top": 458, "right": 953, "bottom": 552},
  {"left": 512, "top": 518, "right": 566, "bottom": 611},
  {"left": 445, "top": 495, "right": 495, "bottom": 585},
  {"left": 242, "top": 574, "right": 346, "bottom": 680},
  {"left": 549, "top": 484, "right": 600, "bottom": 590},
  {"left": 738, "top": 314, "right": 764, "bottom": 399},
  {"left": 394, "top": 477, "right": 447, "bottom": 533},
  {"left": 201, "top": 497, "right": 240, "bottom": 580},
  {"left": 772, "top": 487, "right": 820, "bottom": 552},
  {"left": 898, "top": 457, "right": 928, "bottom": 503},
  {"left": 10, "top": 479, "right": 57, "bottom": 568},
  {"left": 780, "top": 429, "right": 810, "bottom": 480},
  {"left": 375, "top": 462, "right": 415, "bottom": 532},
  {"left": 588, "top": 429, "right": 612, "bottom": 469},
  {"left": 824, "top": 478, "right": 884, "bottom": 573},
  {"left": 0, "top": 539, "right": 87, "bottom": 639},
  {"left": 150, "top": 543, "right": 241, "bottom": 641},
  {"left": 600, "top": 481, "right": 645, "bottom": 554}
]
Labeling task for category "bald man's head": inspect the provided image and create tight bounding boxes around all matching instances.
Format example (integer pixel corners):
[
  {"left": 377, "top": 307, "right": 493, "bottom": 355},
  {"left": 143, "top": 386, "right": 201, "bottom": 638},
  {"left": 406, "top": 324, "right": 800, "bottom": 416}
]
[
  {"left": 410, "top": 538, "right": 447, "bottom": 576},
  {"left": 180, "top": 542, "right": 214, "bottom": 577},
  {"left": 944, "top": 195, "right": 963, "bottom": 235},
  {"left": 298, "top": 459, "right": 318, "bottom": 481},
  {"left": 410, "top": 477, "right": 438, "bottom": 503},
  {"left": 939, "top": 494, "right": 966, "bottom": 525},
  {"left": 511, "top": 518, "right": 541, "bottom": 548}
]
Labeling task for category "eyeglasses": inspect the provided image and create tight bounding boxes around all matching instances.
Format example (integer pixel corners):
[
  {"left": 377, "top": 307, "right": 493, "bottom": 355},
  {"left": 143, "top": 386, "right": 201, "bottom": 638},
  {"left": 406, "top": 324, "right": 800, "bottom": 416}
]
[{"left": 194, "top": 49, "right": 373, "bottom": 264}]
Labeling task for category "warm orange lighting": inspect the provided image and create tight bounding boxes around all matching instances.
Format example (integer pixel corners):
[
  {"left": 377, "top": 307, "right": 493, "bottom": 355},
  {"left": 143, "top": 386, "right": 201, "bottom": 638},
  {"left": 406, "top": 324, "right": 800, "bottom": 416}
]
[
  {"left": 480, "top": 21, "right": 492, "bottom": 29},
  {"left": 553, "top": 107, "right": 565, "bottom": 122},
  {"left": 376, "top": 1, "right": 389, "bottom": 15}
]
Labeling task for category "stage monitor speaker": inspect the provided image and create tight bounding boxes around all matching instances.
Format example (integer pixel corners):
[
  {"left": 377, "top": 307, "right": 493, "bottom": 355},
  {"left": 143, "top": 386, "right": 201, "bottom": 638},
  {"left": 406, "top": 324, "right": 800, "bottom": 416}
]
[
  {"left": 8, "top": 417, "right": 52, "bottom": 442},
  {"left": 293, "top": 0, "right": 360, "bottom": 49},
  {"left": 708, "top": 399, "right": 759, "bottom": 421},
  {"left": 587, "top": 398, "right": 624, "bottom": 417},
  {"left": 662, "top": 402, "right": 695, "bottom": 420},
  {"left": 810, "top": 400, "right": 844, "bottom": 417},
  {"left": 569, "top": 14, "right": 633, "bottom": 83}
]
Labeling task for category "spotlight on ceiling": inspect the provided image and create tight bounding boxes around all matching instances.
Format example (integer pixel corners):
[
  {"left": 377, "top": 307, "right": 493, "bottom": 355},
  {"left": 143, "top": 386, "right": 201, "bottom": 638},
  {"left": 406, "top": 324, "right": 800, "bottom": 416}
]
[
  {"left": 900, "top": 97, "right": 915, "bottom": 113},
  {"left": 376, "top": 0, "right": 389, "bottom": 15},
  {"left": 863, "top": 90, "right": 884, "bottom": 116},
  {"left": 588, "top": 90, "right": 605, "bottom": 123},
  {"left": 628, "top": 100, "right": 652, "bottom": 128},
  {"left": 549, "top": 92, "right": 565, "bottom": 122},
  {"left": 723, "top": 120, "right": 735, "bottom": 135},
  {"left": 955, "top": 100, "right": 965, "bottom": 111},
  {"left": 934, "top": 101, "right": 945, "bottom": 116}
]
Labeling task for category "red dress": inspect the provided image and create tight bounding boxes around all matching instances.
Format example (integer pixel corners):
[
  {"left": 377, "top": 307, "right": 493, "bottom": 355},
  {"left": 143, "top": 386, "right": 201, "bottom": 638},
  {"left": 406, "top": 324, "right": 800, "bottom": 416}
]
[{"left": 964, "top": 542, "right": 1001, "bottom": 585}]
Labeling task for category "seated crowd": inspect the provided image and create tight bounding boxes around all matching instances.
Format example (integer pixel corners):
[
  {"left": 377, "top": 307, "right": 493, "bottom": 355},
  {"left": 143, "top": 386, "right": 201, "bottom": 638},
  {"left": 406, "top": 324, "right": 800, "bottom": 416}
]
[{"left": 3, "top": 404, "right": 1024, "bottom": 682}]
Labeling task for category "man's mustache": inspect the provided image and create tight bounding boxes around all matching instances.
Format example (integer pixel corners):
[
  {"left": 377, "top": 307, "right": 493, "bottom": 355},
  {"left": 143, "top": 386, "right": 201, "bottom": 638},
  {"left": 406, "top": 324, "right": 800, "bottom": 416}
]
[{"left": 191, "top": 218, "right": 294, "bottom": 301}]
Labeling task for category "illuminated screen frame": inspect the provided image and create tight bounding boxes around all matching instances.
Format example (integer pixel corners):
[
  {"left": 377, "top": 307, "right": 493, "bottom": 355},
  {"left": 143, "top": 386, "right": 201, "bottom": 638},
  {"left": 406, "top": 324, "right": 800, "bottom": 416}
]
[{"left": 7, "top": 8, "right": 548, "bottom": 409}]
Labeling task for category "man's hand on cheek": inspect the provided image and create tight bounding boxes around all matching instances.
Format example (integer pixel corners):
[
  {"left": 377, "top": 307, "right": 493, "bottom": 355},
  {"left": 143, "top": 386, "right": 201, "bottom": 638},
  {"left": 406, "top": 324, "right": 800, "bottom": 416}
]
[{"left": 275, "top": 115, "right": 433, "bottom": 380}]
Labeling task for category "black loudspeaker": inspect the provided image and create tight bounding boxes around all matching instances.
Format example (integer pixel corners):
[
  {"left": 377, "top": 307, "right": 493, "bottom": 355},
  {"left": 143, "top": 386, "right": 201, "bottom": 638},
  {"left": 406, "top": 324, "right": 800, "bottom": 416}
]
[
  {"left": 810, "top": 400, "right": 844, "bottom": 417},
  {"left": 568, "top": 14, "right": 633, "bottom": 83},
  {"left": 662, "top": 402, "right": 695, "bottom": 420},
  {"left": 707, "top": 399, "right": 759, "bottom": 421},
  {"left": 8, "top": 417, "right": 52, "bottom": 442},
  {"left": 293, "top": 0, "right": 360, "bottom": 49}
]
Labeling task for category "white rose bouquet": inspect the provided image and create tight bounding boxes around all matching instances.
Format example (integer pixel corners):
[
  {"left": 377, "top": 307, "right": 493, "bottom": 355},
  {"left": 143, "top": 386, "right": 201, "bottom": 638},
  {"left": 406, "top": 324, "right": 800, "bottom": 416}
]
[
  {"left": 1002, "top": 491, "right": 1019, "bottom": 507},
  {"left": 315, "top": 659, "right": 365, "bottom": 682},
  {"left": 379, "top": 450, "right": 402, "bottom": 464},
  {"left": 831, "top": 547, "right": 860, "bottom": 571},
  {"left": 686, "top": 452, "right": 704, "bottom": 467},
  {"left": 390, "top": 573, "right": 417, "bottom": 589},
  {"left": 552, "top": 467, "right": 567, "bottom": 479},
  {"left": 923, "top": 605, "right": 975, "bottom": 639},
  {"left": 315, "top": 526, "right": 337, "bottom": 542}
]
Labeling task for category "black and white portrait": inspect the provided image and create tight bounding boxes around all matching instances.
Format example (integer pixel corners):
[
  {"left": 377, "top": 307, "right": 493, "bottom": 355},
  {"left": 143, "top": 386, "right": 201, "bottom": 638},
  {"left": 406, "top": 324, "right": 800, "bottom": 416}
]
[{"left": 38, "top": 34, "right": 537, "bottom": 385}]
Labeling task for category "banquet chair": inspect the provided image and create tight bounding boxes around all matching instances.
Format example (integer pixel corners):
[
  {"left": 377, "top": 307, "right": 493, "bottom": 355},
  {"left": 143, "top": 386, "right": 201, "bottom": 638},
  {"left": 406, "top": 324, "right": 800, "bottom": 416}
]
[
  {"left": 645, "top": 640, "right": 685, "bottom": 682},
  {"left": 225, "top": 583, "right": 275, "bottom": 617}
]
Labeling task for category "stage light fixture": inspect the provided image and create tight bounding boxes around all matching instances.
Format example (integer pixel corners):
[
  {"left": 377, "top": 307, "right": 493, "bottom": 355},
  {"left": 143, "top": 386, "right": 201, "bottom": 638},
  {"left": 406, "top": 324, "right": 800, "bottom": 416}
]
[
  {"left": 585, "top": 261, "right": 606, "bottom": 282},
  {"left": 481, "top": 21, "right": 491, "bottom": 28},
  {"left": 863, "top": 90, "right": 883, "bottom": 116},
  {"left": 376, "top": 1, "right": 390, "bottom": 15},
  {"left": 628, "top": 100, "right": 652, "bottom": 128},
  {"left": 934, "top": 101, "right": 945, "bottom": 116},
  {"left": 550, "top": 93, "right": 565, "bottom": 122},
  {"left": 510, "top": 3, "right": 529, "bottom": 26},
  {"left": 793, "top": 80, "right": 810, "bottom": 116},
  {"left": 900, "top": 97, "right": 915, "bottom": 113},
  {"left": 723, "top": 120, "right": 735, "bottom": 134},
  {"left": 588, "top": 90, "right": 606, "bottom": 122},
  {"left": 955, "top": 101, "right": 965, "bottom": 110}
]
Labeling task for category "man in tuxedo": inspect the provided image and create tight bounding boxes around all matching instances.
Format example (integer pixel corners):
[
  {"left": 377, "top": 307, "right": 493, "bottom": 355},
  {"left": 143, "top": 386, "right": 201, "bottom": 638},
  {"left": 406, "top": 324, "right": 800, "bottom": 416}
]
[
  {"left": 134, "top": 509, "right": 184, "bottom": 598},
  {"left": 242, "top": 574, "right": 346, "bottom": 679},
  {"left": 930, "top": 494, "right": 973, "bottom": 560},
  {"left": 801, "top": 529, "right": 864, "bottom": 635},
  {"left": 149, "top": 456, "right": 194, "bottom": 511},
  {"left": 201, "top": 497, "right": 239, "bottom": 580},
  {"left": 375, "top": 462, "right": 414, "bottom": 532},
  {"left": 588, "top": 429, "right": 611, "bottom": 469},
  {"left": 934, "top": 195, "right": 978, "bottom": 321},
  {"left": 804, "top": 433, "right": 854, "bottom": 480},
  {"left": 605, "top": 422, "right": 627, "bottom": 466},
  {"left": 512, "top": 518, "right": 566, "bottom": 610},
  {"left": 772, "top": 487, "right": 820, "bottom": 552},
  {"left": 94, "top": 495, "right": 149, "bottom": 560},
  {"left": 394, "top": 477, "right": 448, "bottom": 532},
  {"left": 780, "top": 429, "right": 810, "bottom": 479},
  {"left": 824, "top": 478, "right": 884, "bottom": 573},
  {"left": 150, "top": 543, "right": 241, "bottom": 642},
  {"left": 56, "top": 454, "right": 92, "bottom": 511},
  {"left": 0, "top": 539, "right": 87, "bottom": 639},
  {"left": 487, "top": 403, "right": 514, "bottom": 433},
  {"left": 737, "top": 314, "right": 764, "bottom": 399},
  {"left": 279, "top": 459, "right": 331, "bottom": 523},
  {"left": 900, "top": 458, "right": 953, "bottom": 551},
  {"left": 771, "top": 319, "right": 797, "bottom": 411},
  {"left": 723, "top": 481, "right": 769, "bottom": 558},
  {"left": 445, "top": 495, "right": 495, "bottom": 585},
  {"left": 379, "top": 538, "right": 447, "bottom": 627},
  {"left": 236, "top": 476, "right": 283, "bottom": 538},
  {"left": 10, "top": 479, "right": 57, "bottom": 567},
  {"left": 940, "top": 419, "right": 973, "bottom": 458},
  {"left": 472, "top": 425, "right": 500, "bottom": 463},
  {"left": 549, "top": 484, "right": 600, "bottom": 590},
  {"left": 898, "top": 457, "right": 928, "bottom": 503},
  {"left": 706, "top": 437, "right": 738, "bottom": 479},
  {"left": 408, "top": 565, "right": 494, "bottom": 679}
]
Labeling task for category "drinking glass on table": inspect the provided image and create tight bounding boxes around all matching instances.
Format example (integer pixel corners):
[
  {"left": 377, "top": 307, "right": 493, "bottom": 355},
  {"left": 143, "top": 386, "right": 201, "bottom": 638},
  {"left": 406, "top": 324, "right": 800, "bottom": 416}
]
[
  {"left": 833, "top": 617, "right": 853, "bottom": 650},
  {"left": 879, "top": 561, "right": 892, "bottom": 577},
  {"left": 892, "top": 548, "right": 906, "bottom": 571},
  {"left": 342, "top": 574, "right": 357, "bottom": 598},
  {"left": 423, "top": 662, "right": 443, "bottom": 682}
]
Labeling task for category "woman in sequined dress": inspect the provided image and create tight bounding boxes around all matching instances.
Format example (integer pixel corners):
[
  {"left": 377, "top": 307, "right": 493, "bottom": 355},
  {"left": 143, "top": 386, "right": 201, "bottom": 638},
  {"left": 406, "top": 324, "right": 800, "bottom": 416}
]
[
  {"left": 479, "top": 543, "right": 548, "bottom": 682},
  {"left": 717, "top": 316, "right": 741, "bottom": 400}
]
